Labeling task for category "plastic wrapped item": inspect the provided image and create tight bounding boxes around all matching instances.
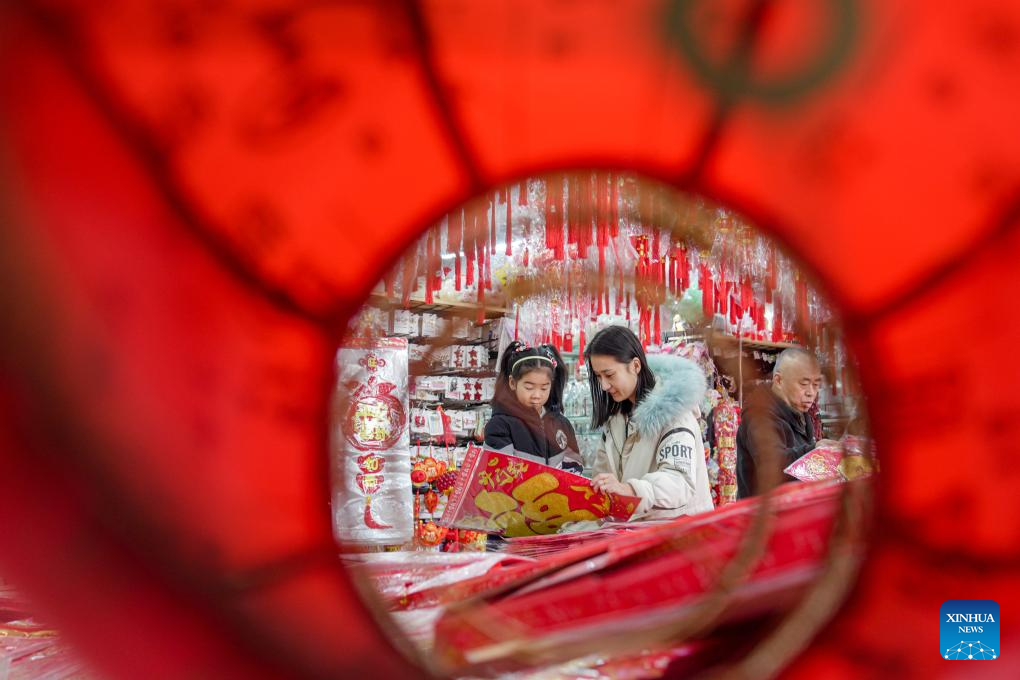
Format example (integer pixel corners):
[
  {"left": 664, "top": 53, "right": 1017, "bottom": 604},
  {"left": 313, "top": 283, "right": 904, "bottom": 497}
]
[
  {"left": 333, "top": 337, "right": 414, "bottom": 545},
  {"left": 392, "top": 310, "right": 419, "bottom": 336},
  {"left": 784, "top": 442, "right": 843, "bottom": 482},
  {"left": 440, "top": 444, "right": 640, "bottom": 537},
  {"left": 420, "top": 313, "right": 439, "bottom": 337},
  {"left": 341, "top": 552, "right": 535, "bottom": 609},
  {"left": 784, "top": 437, "right": 877, "bottom": 483}
]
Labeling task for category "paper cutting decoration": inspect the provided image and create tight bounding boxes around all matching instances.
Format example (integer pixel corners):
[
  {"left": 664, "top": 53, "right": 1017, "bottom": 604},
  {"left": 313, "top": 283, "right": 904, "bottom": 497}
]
[{"left": 333, "top": 337, "right": 413, "bottom": 544}]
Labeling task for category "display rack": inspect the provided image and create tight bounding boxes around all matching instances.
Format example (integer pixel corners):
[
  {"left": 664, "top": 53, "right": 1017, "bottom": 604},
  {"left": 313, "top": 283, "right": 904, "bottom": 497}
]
[{"left": 369, "top": 292, "right": 510, "bottom": 320}]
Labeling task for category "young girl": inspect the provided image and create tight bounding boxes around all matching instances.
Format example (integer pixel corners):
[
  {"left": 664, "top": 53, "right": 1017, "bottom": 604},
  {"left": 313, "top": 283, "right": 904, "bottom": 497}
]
[
  {"left": 484, "top": 341, "right": 583, "bottom": 473},
  {"left": 586, "top": 326, "right": 714, "bottom": 518}
]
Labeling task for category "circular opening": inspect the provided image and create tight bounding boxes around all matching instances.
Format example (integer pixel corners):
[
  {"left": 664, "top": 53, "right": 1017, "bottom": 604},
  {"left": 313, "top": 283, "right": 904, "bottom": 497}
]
[{"left": 332, "top": 171, "right": 874, "bottom": 678}]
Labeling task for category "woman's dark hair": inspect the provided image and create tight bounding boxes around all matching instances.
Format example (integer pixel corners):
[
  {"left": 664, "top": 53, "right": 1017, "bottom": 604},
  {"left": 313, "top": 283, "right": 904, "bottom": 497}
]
[
  {"left": 494, "top": 341, "right": 566, "bottom": 412},
  {"left": 585, "top": 325, "right": 656, "bottom": 429}
]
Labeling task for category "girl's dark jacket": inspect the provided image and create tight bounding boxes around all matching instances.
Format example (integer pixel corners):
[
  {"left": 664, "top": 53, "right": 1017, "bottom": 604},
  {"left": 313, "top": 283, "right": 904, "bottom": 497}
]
[{"left": 484, "top": 398, "right": 583, "bottom": 473}]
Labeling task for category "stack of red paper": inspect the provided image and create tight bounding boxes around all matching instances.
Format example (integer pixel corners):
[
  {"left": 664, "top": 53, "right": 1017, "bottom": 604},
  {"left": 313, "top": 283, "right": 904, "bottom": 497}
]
[{"left": 432, "top": 480, "right": 849, "bottom": 674}]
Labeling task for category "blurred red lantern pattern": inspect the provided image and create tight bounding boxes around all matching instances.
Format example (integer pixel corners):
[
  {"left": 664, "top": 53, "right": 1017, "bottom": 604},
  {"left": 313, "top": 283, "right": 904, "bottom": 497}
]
[{"left": 2, "top": 0, "right": 1020, "bottom": 677}]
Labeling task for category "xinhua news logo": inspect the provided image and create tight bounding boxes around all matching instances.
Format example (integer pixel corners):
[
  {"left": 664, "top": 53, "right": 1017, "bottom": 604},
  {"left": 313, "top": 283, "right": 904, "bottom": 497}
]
[{"left": 941, "top": 600, "right": 1000, "bottom": 660}]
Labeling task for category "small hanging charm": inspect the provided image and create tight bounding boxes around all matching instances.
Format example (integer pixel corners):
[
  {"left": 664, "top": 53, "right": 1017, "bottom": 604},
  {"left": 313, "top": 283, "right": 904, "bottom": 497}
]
[{"left": 424, "top": 489, "right": 440, "bottom": 515}]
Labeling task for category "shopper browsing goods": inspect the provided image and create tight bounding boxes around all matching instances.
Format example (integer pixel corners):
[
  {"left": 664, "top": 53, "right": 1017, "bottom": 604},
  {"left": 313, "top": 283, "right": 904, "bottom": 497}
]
[
  {"left": 585, "top": 326, "right": 714, "bottom": 519},
  {"left": 484, "top": 341, "right": 583, "bottom": 473},
  {"left": 735, "top": 347, "right": 838, "bottom": 498}
]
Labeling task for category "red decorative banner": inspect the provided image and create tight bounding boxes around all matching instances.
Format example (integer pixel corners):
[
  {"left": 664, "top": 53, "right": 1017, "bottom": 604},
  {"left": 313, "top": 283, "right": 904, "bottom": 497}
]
[
  {"left": 334, "top": 337, "right": 413, "bottom": 545},
  {"left": 440, "top": 445, "right": 640, "bottom": 537}
]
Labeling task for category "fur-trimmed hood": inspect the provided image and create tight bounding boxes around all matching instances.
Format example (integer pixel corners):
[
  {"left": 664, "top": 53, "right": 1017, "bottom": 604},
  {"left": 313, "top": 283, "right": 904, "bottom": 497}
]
[{"left": 631, "top": 354, "right": 707, "bottom": 438}]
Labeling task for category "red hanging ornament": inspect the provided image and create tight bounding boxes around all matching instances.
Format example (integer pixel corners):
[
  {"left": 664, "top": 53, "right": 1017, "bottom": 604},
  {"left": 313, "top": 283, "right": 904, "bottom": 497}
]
[
  {"left": 773, "top": 298, "right": 784, "bottom": 342},
  {"left": 424, "top": 232, "right": 435, "bottom": 304},
  {"left": 401, "top": 253, "right": 415, "bottom": 308},
  {"left": 680, "top": 245, "right": 690, "bottom": 291},
  {"left": 476, "top": 236, "right": 486, "bottom": 323},
  {"left": 668, "top": 250, "right": 677, "bottom": 296},
  {"left": 796, "top": 275, "right": 809, "bottom": 330},
  {"left": 567, "top": 174, "right": 579, "bottom": 248},
  {"left": 384, "top": 269, "right": 396, "bottom": 298},
  {"left": 505, "top": 187, "right": 513, "bottom": 256},
  {"left": 767, "top": 247, "right": 778, "bottom": 301},
  {"left": 609, "top": 172, "right": 619, "bottom": 239},
  {"left": 424, "top": 489, "right": 439, "bottom": 515},
  {"left": 518, "top": 179, "right": 528, "bottom": 206},
  {"left": 490, "top": 193, "right": 496, "bottom": 255},
  {"left": 465, "top": 205, "right": 476, "bottom": 288},
  {"left": 701, "top": 265, "right": 714, "bottom": 320},
  {"left": 545, "top": 174, "right": 565, "bottom": 260}
]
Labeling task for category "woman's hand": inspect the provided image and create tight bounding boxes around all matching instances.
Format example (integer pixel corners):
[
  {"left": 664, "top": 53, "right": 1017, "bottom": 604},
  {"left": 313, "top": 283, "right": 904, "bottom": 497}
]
[{"left": 592, "top": 473, "right": 634, "bottom": 497}]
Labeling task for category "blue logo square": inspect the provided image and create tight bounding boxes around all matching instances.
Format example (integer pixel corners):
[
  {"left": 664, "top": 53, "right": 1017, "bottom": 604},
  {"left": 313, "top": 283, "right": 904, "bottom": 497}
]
[{"left": 941, "top": 600, "right": 1000, "bottom": 660}]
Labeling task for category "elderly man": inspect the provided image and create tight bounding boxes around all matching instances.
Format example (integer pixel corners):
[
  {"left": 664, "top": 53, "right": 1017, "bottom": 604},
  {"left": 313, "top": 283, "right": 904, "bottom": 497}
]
[{"left": 736, "top": 347, "right": 835, "bottom": 498}]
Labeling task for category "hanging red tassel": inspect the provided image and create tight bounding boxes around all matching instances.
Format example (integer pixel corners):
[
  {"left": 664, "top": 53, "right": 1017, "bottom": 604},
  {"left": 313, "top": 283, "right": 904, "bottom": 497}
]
[
  {"left": 402, "top": 254, "right": 415, "bottom": 308},
  {"left": 701, "top": 266, "right": 713, "bottom": 320},
  {"left": 626, "top": 290, "right": 632, "bottom": 321},
  {"left": 668, "top": 249, "right": 677, "bottom": 296},
  {"left": 773, "top": 299, "right": 784, "bottom": 342},
  {"left": 384, "top": 270, "right": 395, "bottom": 298},
  {"left": 514, "top": 306, "right": 520, "bottom": 340},
  {"left": 796, "top": 275, "right": 809, "bottom": 330},
  {"left": 518, "top": 179, "right": 528, "bottom": 206},
  {"left": 680, "top": 245, "right": 690, "bottom": 291},
  {"left": 577, "top": 173, "right": 593, "bottom": 260},
  {"left": 579, "top": 326, "right": 586, "bottom": 365},
  {"left": 465, "top": 204, "right": 476, "bottom": 288},
  {"left": 490, "top": 193, "right": 497, "bottom": 255},
  {"left": 545, "top": 174, "right": 565, "bottom": 260},
  {"left": 567, "top": 174, "right": 579, "bottom": 249},
  {"left": 767, "top": 247, "right": 778, "bottom": 304},
  {"left": 448, "top": 210, "right": 463, "bottom": 292},
  {"left": 654, "top": 304, "right": 661, "bottom": 344},
  {"left": 505, "top": 187, "right": 513, "bottom": 256},
  {"left": 476, "top": 231, "right": 486, "bottom": 324},
  {"left": 609, "top": 173, "right": 619, "bottom": 239},
  {"left": 424, "top": 232, "right": 435, "bottom": 304}
]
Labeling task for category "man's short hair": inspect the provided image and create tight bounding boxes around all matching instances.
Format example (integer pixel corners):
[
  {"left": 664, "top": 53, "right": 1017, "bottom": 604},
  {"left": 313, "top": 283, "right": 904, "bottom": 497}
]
[{"left": 773, "top": 347, "right": 819, "bottom": 376}]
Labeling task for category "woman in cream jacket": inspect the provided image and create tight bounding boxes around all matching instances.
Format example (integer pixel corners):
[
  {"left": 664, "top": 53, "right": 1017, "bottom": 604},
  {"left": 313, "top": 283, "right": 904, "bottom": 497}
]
[{"left": 587, "top": 326, "right": 714, "bottom": 519}]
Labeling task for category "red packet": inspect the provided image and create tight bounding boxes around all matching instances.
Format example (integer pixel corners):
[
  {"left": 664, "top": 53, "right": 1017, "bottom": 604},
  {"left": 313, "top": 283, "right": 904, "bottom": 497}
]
[
  {"left": 439, "top": 444, "right": 641, "bottom": 537},
  {"left": 784, "top": 443, "right": 843, "bottom": 481}
]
